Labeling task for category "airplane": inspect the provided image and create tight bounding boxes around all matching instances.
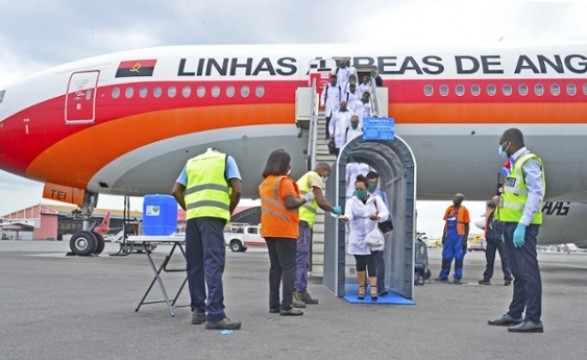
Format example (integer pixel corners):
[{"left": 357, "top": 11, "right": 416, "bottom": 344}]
[{"left": 1, "top": 43, "right": 587, "bottom": 255}]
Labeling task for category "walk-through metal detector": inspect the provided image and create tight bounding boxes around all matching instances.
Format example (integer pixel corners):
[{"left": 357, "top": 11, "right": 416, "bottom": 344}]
[{"left": 323, "top": 135, "right": 417, "bottom": 299}]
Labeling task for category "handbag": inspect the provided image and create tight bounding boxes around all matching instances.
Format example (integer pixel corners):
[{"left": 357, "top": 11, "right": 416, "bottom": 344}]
[
  {"left": 328, "top": 138, "right": 337, "bottom": 155},
  {"left": 364, "top": 227, "right": 385, "bottom": 250},
  {"left": 374, "top": 198, "right": 393, "bottom": 233}
]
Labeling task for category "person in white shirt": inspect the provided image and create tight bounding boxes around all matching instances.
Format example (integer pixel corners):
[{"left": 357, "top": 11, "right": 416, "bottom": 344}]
[
  {"left": 340, "top": 175, "right": 389, "bottom": 301},
  {"left": 335, "top": 57, "right": 357, "bottom": 93},
  {"left": 329, "top": 100, "right": 355, "bottom": 156},
  {"left": 358, "top": 75, "right": 371, "bottom": 95},
  {"left": 345, "top": 160, "right": 370, "bottom": 199},
  {"left": 321, "top": 74, "right": 342, "bottom": 139},
  {"left": 344, "top": 115, "right": 363, "bottom": 146},
  {"left": 361, "top": 91, "right": 373, "bottom": 121}
]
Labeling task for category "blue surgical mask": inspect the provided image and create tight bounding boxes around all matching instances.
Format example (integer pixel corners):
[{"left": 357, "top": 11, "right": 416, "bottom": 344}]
[
  {"left": 321, "top": 176, "right": 328, "bottom": 184},
  {"left": 498, "top": 142, "right": 510, "bottom": 158}
]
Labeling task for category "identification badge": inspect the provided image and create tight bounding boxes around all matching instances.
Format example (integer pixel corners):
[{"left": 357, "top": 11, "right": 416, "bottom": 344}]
[{"left": 506, "top": 177, "right": 516, "bottom": 187}]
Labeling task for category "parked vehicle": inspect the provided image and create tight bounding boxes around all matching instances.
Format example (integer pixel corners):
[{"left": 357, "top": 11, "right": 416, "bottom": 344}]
[
  {"left": 224, "top": 223, "right": 264, "bottom": 252},
  {"left": 467, "top": 234, "right": 486, "bottom": 252}
]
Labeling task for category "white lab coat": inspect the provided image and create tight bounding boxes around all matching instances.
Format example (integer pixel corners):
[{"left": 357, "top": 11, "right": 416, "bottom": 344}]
[
  {"left": 329, "top": 110, "right": 355, "bottom": 149},
  {"left": 343, "top": 85, "right": 360, "bottom": 104},
  {"left": 344, "top": 127, "right": 363, "bottom": 145},
  {"left": 358, "top": 82, "right": 371, "bottom": 96},
  {"left": 320, "top": 83, "right": 342, "bottom": 118},
  {"left": 345, "top": 162, "right": 370, "bottom": 198},
  {"left": 348, "top": 99, "right": 364, "bottom": 123},
  {"left": 335, "top": 66, "right": 357, "bottom": 92},
  {"left": 344, "top": 194, "right": 389, "bottom": 255},
  {"left": 362, "top": 102, "right": 373, "bottom": 119}
]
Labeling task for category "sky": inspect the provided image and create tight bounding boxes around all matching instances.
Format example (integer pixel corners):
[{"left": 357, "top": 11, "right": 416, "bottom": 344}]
[{"left": 1, "top": 0, "right": 586, "bottom": 237}]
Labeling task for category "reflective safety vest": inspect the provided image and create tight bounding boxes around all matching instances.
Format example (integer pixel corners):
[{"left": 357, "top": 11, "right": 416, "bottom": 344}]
[
  {"left": 184, "top": 151, "right": 230, "bottom": 221},
  {"left": 297, "top": 171, "right": 320, "bottom": 227},
  {"left": 259, "top": 175, "right": 299, "bottom": 239},
  {"left": 496, "top": 151, "right": 545, "bottom": 224}
]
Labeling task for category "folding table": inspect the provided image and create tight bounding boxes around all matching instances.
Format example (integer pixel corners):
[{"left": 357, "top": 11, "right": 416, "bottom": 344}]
[{"left": 127, "top": 235, "right": 189, "bottom": 317}]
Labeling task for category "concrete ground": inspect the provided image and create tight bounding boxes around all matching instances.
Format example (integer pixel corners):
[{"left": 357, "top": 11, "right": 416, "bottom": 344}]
[{"left": 0, "top": 240, "right": 586, "bottom": 360}]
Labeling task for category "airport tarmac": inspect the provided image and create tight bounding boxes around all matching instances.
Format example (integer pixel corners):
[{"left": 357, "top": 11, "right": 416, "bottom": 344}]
[{"left": 0, "top": 240, "right": 586, "bottom": 360}]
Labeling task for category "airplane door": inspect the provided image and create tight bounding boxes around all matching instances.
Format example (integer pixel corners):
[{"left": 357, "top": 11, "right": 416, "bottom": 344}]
[
  {"left": 308, "top": 59, "right": 337, "bottom": 92},
  {"left": 65, "top": 71, "right": 100, "bottom": 124}
]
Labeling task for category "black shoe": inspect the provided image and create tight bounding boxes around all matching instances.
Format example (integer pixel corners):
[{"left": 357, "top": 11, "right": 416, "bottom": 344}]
[
  {"left": 435, "top": 277, "right": 448, "bottom": 282},
  {"left": 488, "top": 314, "right": 523, "bottom": 326},
  {"left": 191, "top": 309, "right": 206, "bottom": 325},
  {"left": 292, "top": 300, "right": 306, "bottom": 309},
  {"left": 504, "top": 279, "right": 512, "bottom": 286},
  {"left": 453, "top": 279, "right": 462, "bottom": 285},
  {"left": 378, "top": 289, "right": 389, "bottom": 296},
  {"left": 478, "top": 279, "right": 491, "bottom": 285},
  {"left": 508, "top": 320, "right": 543, "bottom": 333},
  {"left": 205, "top": 318, "right": 241, "bottom": 330},
  {"left": 269, "top": 308, "right": 280, "bottom": 314},
  {"left": 280, "top": 307, "right": 304, "bottom": 316}
]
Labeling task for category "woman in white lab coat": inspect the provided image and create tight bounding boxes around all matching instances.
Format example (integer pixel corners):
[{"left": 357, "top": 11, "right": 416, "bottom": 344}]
[{"left": 340, "top": 175, "right": 389, "bottom": 300}]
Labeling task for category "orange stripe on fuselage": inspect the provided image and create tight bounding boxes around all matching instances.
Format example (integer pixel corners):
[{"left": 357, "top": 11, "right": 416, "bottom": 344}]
[
  {"left": 390, "top": 102, "right": 587, "bottom": 123},
  {"left": 26, "top": 104, "right": 294, "bottom": 190}
]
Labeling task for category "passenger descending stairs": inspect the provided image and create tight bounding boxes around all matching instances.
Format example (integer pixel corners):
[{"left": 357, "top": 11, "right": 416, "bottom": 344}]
[{"left": 310, "top": 111, "right": 337, "bottom": 277}]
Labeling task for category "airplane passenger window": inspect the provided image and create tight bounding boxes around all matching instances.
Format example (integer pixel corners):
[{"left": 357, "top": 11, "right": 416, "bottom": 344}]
[
  {"left": 168, "top": 86, "right": 177, "bottom": 98},
  {"left": 226, "top": 86, "right": 235, "bottom": 98},
  {"left": 182, "top": 86, "right": 191, "bottom": 98},
  {"left": 471, "top": 85, "right": 480, "bottom": 96},
  {"left": 518, "top": 84, "right": 528, "bottom": 96},
  {"left": 551, "top": 84, "right": 560, "bottom": 96},
  {"left": 503, "top": 84, "right": 512, "bottom": 96},
  {"left": 487, "top": 84, "right": 496, "bottom": 96},
  {"left": 423, "top": 85, "right": 433, "bottom": 96},
  {"left": 111, "top": 87, "right": 120, "bottom": 99},
  {"left": 583, "top": 84, "right": 587, "bottom": 96},
  {"left": 153, "top": 86, "right": 162, "bottom": 98},
  {"left": 439, "top": 84, "right": 449, "bottom": 96},
  {"left": 211, "top": 86, "right": 221, "bottom": 98},
  {"left": 255, "top": 85, "right": 265, "bottom": 98},
  {"left": 455, "top": 84, "right": 465, "bottom": 96},
  {"left": 197, "top": 86, "right": 206, "bottom": 98},
  {"left": 535, "top": 84, "right": 544, "bottom": 96},
  {"left": 125, "top": 87, "right": 134, "bottom": 99},
  {"left": 139, "top": 87, "right": 148, "bottom": 98},
  {"left": 241, "top": 85, "right": 250, "bottom": 98},
  {"left": 567, "top": 84, "right": 577, "bottom": 96}
]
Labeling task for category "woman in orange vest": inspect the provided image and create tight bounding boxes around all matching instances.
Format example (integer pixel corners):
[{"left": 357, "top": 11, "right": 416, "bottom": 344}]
[{"left": 259, "top": 149, "right": 314, "bottom": 316}]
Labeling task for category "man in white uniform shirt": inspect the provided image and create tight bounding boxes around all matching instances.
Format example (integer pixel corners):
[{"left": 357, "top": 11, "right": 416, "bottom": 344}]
[
  {"left": 329, "top": 100, "right": 355, "bottom": 156},
  {"left": 344, "top": 115, "right": 363, "bottom": 145},
  {"left": 321, "top": 74, "right": 342, "bottom": 139},
  {"left": 335, "top": 57, "right": 357, "bottom": 94}
]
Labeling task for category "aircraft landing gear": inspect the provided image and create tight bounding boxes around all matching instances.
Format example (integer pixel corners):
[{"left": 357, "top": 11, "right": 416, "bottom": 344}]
[{"left": 68, "top": 191, "right": 104, "bottom": 256}]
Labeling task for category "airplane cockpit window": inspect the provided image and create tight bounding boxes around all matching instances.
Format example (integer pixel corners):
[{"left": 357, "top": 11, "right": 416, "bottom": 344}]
[
  {"left": 255, "top": 85, "right": 265, "bottom": 98},
  {"left": 153, "top": 86, "right": 162, "bottom": 98},
  {"left": 226, "top": 86, "right": 235, "bottom": 98},
  {"left": 125, "top": 87, "right": 134, "bottom": 99},
  {"left": 423, "top": 85, "right": 433, "bottom": 96},
  {"left": 241, "top": 85, "right": 250, "bottom": 98},
  {"left": 168, "top": 86, "right": 177, "bottom": 98},
  {"left": 503, "top": 84, "right": 512, "bottom": 96},
  {"left": 518, "top": 84, "right": 528, "bottom": 96},
  {"left": 139, "top": 87, "right": 148, "bottom": 98},
  {"left": 182, "top": 86, "right": 191, "bottom": 98},
  {"left": 111, "top": 87, "right": 120, "bottom": 99},
  {"left": 0, "top": 90, "right": 5, "bottom": 103},
  {"left": 455, "top": 84, "right": 465, "bottom": 96},
  {"left": 211, "top": 86, "right": 221, "bottom": 98},
  {"left": 439, "top": 84, "right": 449, "bottom": 96},
  {"left": 487, "top": 84, "right": 496, "bottom": 96},
  {"left": 551, "top": 84, "right": 560, "bottom": 96},
  {"left": 197, "top": 86, "right": 206, "bottom": 98},
  {"left": 471, "top": 84, "right": 480, "bottom": 96},
  {"left": 534, "top": 84, "right": 544, "bottom": 96},
  {"left": 567, "top": 84, "right": 576, "bottom": 96}
]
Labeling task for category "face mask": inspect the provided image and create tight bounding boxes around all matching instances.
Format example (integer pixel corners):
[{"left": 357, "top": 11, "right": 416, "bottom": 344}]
[
  {"left": 340, "top": 105, "right": 347, "bottom": 112},
  {"left": 362, "top": 97, "right": 369, "bottom": 103},
  {"left": 339, "top": 63, "right": 346, "bottom": 69},
  {"left": 368, "top": 183, "right": 377, "bottom": 193},
  {"left": 287, "top": 168, "right": 292, "bottom": 176},
  {"left": 363, "top": 80, "right": 369, "bottom": 84},
  {"left": 498, "top": 142, "right": 510, "bottom": 158},
  {"left": 351, "top": 122, "right": 358, "bottom": 129},
  {"left": 330, "top": 80, "right": 337, "bottom": 86},
  {"left": 321, "top": 176, "right": 328, "bottom": 184},
  {"left": 350, "top": 87, "right": 356, "bottom": 93},
  {"left": 355, "top": 189, "right": 368, "bottom": 201}
]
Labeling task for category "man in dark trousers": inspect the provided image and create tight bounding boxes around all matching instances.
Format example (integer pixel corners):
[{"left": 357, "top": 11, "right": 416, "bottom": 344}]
[
  {"left": 488, "top": 128, "right": 546, "bottom": 333},
  {"left": 172, "top": 148, "right": 242, "bottom": 330},
  {"left": 479, "top": 195, "right": 513, "bottom": 286}
]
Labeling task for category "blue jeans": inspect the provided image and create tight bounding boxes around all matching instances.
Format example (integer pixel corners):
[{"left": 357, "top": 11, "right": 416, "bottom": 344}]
[
  {"left": 503, "top": 223, "right": 542, "bottom": 323},
  {"left": 374, "top": 250, "right": 386, "bottom": 292},
  {"left": 483, "top": 237, "right": 513, "bottom": 281},
  {"left": 185, "top": 217, "right": 227, "bottom": 322},
  {"left": 294, "top": 221, "right": 312, "bottom": 292}
]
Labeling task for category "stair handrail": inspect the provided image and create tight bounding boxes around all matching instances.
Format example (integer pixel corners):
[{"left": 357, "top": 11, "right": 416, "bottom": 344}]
[
  {"left": 308, "top": 79, "right": 318, "bottom": 170},
  {"left": 369, "top": 75, "right": 382, "bottom": 117}
]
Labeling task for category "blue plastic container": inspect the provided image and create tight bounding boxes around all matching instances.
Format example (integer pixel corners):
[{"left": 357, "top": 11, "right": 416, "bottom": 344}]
[{"left": 142, "top": 194, "right": 178, "bottom": 236}]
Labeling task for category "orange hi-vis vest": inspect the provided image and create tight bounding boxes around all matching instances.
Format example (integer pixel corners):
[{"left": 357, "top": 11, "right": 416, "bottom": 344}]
[
  {"left": 443, "top": 205, "right": 469, "bottom": 236},
  {"left": 484, "top": 207, "right": 495, "bottom": 239},
  {"left": 259, "top": 175, "right": 300, "bottom": 239}
]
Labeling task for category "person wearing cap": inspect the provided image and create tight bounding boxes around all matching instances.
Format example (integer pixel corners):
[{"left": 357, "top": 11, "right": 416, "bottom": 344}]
[
  {"left": 320, "top": 74, "right": 342, "bottom": 139},
  {"left": 436, "top": 193, "right": 470, "bottom": 284}
]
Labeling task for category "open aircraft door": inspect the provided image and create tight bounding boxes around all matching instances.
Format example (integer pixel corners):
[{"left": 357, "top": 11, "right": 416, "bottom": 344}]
[
  {"left": 308, "top": 58, "right": 337, "bottom": 93},
  {"left": 65, "top": 70, "right": 100, "bottom": 124}
]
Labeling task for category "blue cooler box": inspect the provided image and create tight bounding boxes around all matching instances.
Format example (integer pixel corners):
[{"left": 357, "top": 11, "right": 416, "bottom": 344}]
[{"left": 143, "top": 194, "right": 178, "bottom": 236}]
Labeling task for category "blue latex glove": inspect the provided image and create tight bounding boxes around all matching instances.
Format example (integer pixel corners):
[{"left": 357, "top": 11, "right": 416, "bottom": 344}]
[
  {"left": 331, "top": 206, "right": 342, "bottom": 215},
  {"left": 513, "top": 223, "right": 527, "bottom": 248}
]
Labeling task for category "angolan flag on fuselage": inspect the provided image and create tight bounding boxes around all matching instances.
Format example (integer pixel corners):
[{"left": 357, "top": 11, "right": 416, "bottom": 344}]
[{"left": 115, "top": 59, "right": 157, "bottom": 77}]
